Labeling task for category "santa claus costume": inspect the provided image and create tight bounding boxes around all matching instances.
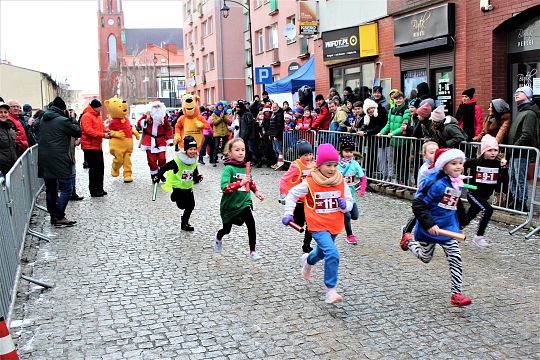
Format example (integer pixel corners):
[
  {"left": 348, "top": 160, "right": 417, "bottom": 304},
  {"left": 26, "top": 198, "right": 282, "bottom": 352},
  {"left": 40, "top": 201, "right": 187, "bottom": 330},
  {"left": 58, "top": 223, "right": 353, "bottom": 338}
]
[{"left": 138, "top": 100, "right": 174, "bottom": 179}]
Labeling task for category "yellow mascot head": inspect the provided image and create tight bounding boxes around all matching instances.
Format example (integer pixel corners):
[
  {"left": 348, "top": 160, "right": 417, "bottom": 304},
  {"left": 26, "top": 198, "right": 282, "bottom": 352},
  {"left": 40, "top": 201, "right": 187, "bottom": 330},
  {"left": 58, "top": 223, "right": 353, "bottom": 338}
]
[
  {"left": 105, "top": 95, "right": 128, "bottom": 119},
  {"left": 181, "top": 94, "right": 200, "bottom": 118}
]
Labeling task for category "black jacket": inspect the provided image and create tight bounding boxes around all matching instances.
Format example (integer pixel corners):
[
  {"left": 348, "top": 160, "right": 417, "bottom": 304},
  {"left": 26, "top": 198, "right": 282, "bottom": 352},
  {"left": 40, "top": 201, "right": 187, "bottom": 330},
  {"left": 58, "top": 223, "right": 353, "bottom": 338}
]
[
  {"left": 37, "top": 106, "right": 82, "bottom": 179},
  {"left": 268, "top": 108, "right": 284, "bottom": 139},
  {"left": 0, "top": 120, "right": 18, "bottom": 175},
  {"left": 238, "top": 110, "right": 257, "bottom": 140},
  {"left": 464, "top": 158, "right": 508, "bottom": 198}
]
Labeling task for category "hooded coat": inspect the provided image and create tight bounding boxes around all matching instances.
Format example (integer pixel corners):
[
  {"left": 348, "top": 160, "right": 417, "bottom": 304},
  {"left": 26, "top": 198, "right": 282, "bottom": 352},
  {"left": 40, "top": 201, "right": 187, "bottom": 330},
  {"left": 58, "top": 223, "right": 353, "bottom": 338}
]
[
  {"left": 38, "top": 106, "right": 82, "bottom": 179},
  {"left": 0, "top": 119, "right": 18, "bottom": 175},
  {"left": 508, "top": 101, "right": 540, "bottom": 150}
]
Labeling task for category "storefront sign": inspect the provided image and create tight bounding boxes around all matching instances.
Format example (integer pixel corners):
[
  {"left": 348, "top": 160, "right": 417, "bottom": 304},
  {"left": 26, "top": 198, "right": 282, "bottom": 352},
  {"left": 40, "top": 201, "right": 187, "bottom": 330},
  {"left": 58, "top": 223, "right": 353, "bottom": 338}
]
[
  {"left": 394, "top": 3, "right": 455, "bottom": 46},
  {"left": 359, "top": 23, "right": 379, "bottom": 57},
  {"left": 508, "top": 16, "right": 540, "bottom": 53},
  {"left": 298, "top": 1, "right": 319, "bottom": 36},
  {"left": 322, "top": 26, "right": 359, "bottom": 61},
  {"left": 288, "top": 62, "right": 301, "bottom": 75}
]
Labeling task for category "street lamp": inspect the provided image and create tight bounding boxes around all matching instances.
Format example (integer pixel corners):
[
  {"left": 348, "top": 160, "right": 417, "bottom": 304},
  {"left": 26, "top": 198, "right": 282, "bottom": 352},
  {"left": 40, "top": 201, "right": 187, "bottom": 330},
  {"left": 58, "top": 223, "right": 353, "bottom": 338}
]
[
  {"left": 153, "top": 50, "right": 172, "bottom": 107},
  {"left": 220, "top": 0, "right": 255, "bottom": 99}
]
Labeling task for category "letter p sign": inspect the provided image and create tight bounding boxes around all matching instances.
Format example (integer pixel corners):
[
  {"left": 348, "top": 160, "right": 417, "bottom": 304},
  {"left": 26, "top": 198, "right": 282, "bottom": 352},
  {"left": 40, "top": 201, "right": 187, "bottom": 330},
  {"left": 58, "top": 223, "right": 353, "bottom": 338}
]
[{"left": 255, "top": 66, "right": 273, "bottom": 84}]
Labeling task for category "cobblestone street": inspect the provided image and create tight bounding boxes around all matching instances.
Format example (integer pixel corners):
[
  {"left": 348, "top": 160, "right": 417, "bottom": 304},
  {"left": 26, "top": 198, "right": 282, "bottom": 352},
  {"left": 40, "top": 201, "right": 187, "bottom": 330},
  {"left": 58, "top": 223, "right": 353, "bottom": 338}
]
[{"left": 10, "top": 146, "right": 539, "bottom": 359}]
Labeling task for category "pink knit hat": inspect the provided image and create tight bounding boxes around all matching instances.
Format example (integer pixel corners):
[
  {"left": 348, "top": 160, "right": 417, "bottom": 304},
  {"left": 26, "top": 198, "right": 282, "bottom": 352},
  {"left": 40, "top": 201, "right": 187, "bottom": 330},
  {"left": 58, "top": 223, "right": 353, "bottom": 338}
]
[
  {"left": 430, "top": 105, "right": 446, "bottom": 122},
  {"left": 316, "top": 143, "right": 339, "bottom": 167},
  {"left": 416, "top": 102, "right": 432, "bottom": 118},
  {"left": 480, "top": 134, "right": 499, "bottom": 155}
]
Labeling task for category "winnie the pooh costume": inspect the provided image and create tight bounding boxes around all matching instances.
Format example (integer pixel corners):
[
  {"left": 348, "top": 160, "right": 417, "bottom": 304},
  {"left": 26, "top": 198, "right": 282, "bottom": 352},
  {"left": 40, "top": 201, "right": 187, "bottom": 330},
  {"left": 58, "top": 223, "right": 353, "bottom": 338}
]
[
  {"left": 174, "top": 94, "right": 210, "bottom": 151},
  {"left": 105, "top": 95, "right": 140, "bottom": 182}
]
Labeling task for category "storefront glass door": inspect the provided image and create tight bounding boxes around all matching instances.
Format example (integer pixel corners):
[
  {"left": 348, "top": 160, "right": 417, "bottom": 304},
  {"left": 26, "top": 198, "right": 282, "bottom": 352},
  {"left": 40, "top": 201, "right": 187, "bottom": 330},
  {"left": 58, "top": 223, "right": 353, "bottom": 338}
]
[
  {"left": 510, "top": 59, "right": 539, "bottom": 116},
  {"left": 432, "top": 68, "right": 454, "bottom": 116}
]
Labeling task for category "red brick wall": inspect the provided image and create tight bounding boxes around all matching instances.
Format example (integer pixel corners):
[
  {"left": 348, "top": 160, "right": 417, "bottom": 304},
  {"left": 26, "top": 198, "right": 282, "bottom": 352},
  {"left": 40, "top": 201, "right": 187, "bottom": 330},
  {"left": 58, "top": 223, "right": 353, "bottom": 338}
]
[
  {"left": 314, "top": 38, "right": 329, "bottom": 96},
  {"left": 388, "top": 0, "right": 445, "bottom": 15},
  {"left": 377, "top": 17, "right": 401, "bottom": 90}
]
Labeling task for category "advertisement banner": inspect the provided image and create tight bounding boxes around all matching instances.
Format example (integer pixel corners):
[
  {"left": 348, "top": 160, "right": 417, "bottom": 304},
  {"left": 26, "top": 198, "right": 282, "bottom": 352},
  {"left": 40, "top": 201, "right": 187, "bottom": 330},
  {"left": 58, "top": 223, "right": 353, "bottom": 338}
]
[
  {"left": 298, "top": 1, "right": 319, "bottom": 36},
  {"left": 322, "top": 26, "right": 359, "bottom": 61}
]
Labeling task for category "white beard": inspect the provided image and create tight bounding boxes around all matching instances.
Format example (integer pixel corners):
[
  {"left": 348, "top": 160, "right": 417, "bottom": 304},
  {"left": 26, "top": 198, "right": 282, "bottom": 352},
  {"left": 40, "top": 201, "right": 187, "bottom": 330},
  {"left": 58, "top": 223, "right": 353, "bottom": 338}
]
[{"left": 150, "top": 107, "right": 166, "bottom": 125}]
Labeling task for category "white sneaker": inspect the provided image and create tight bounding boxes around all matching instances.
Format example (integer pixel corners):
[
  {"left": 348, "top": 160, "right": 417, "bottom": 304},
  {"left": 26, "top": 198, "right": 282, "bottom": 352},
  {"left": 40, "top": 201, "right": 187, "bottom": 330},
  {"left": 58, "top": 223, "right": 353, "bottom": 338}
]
[
  {"left": 301, "top": 253, "right": 312, "bottom": 280},
  {"left": 214, "top": 239, "right": 222, "bottom": 252},
  {"left": 472, "top": 235, "right": 490, "bottom": 249},
  {"left": 325, "top": 288, "right": 343, "bottom": 304},
  {"left": 249, "top": 251, "right": 262, "bottom": 261}
]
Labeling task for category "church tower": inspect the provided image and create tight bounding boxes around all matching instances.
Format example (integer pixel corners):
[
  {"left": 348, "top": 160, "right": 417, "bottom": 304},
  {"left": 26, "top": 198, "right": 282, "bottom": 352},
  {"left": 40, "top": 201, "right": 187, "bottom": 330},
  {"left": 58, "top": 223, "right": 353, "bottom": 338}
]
[{"left": 97, "top": 0, "right": 125, "bottom": 115}]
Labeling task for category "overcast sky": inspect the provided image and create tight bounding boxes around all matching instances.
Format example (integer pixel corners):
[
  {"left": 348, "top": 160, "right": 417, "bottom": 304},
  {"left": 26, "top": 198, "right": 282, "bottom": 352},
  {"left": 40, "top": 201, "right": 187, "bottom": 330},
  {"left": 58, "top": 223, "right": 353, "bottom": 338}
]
[{"left": 0, "top": 0, "right": 183, "bottom": 93}]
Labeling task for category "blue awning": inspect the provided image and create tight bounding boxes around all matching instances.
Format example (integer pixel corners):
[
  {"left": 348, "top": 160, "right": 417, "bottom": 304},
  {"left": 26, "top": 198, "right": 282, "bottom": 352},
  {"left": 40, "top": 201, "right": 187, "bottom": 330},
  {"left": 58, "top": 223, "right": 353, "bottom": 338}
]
[{"left": 266, "top": 57, "right": 315, "bottom": 94}]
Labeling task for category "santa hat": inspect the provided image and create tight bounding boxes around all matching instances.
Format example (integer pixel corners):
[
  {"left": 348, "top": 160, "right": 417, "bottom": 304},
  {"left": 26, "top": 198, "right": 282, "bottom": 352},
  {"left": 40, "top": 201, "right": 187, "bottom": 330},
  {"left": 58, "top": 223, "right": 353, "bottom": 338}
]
[
  {"left": 430, "top": 105, "right": 446, "bottom": 122},
  {"left": 262, "top": 104, "right": 272, "bottom": 113},
  {"left": 416, "top": 102, "right": 432, "bottom": 118},
  {"left": 480, "top": 134, "right": 499, "bottom": 155},
  {"left": 284, "top": 113, "right": 294, "bottom": 121},
  {"left": 430, "top": 148, "right": 466, "bottom": 170},
  {"left": 149, "top": 99, "right": 163, "bottom": 107},
  {"left": 316, "top": 143, "right": 339, "bottom": 167}
]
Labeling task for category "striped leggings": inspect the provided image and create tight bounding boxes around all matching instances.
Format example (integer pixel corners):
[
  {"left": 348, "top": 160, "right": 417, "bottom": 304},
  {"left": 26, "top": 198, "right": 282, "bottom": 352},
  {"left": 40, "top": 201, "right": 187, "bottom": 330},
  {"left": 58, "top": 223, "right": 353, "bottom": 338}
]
[{"left": 407, "top": 239, "right": 463, "bottom": 295}]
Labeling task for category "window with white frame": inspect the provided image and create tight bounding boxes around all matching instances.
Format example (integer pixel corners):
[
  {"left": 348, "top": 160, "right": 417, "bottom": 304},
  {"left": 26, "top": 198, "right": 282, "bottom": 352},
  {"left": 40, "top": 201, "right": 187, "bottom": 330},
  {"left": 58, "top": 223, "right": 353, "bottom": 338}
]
[
  {"left": 211, "top": 87, "right": 216, "bottom": 104},
  {"left": 194, "top": 27, "right": 198, "bottom": 43},
  {"left": 203, "top": 54, "right": 209, "bottom": 72},
  {"left": 209, "top": 52, "right": 215, "bottom": 70},
  {"left": 254, "top": 0, "right": 262, "bottom": 8},
  {"left": 196, "top": 58, "right": 200, "bottom": 74},
  {"left": 208, "top": 16, "right": 213, "bottom": 35},
  {"left": 204, "top": 88, "right": 210, "bottom": 104},
  {"left": 256, "top": 30, "right": 264, "bottom": 54},
  {"left": 266, "top": 24, "right": 278, "bottom": 50},
  {"left": 202, "top": 20, "right": 208, "bottom": 37}
]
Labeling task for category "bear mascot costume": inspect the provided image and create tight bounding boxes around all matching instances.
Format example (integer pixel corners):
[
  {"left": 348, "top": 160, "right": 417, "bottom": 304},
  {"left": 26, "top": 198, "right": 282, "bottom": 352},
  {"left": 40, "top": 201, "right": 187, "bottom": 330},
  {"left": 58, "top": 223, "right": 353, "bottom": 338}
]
[
  {"left": 173, "top": 94, "right": 209, "bottom": 151},
  {"left": 105, "top": 95, "right": 140, "bottom": 182}
]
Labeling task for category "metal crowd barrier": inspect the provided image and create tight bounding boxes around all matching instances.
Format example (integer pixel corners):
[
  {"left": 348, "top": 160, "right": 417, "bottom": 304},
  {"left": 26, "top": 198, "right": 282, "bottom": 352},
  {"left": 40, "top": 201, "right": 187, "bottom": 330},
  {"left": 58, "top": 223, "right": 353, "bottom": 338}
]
[
  {"left": 1, "top": 146, "right": 52, "bottom": 323},
  {"left": 282, "top": 129, "right": 539, "bottom": 236}
]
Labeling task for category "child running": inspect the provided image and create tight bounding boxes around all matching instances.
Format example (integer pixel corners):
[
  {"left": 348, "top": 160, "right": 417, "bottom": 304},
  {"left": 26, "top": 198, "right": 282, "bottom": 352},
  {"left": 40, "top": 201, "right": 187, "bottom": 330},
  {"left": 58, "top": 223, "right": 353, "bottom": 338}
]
[
  {"left": 400, "top": 148, "right": 473, "bottom": 307},
  {"left": 282, "top": 143, "right": 353, "bottom": 304},
  {"left": 279, "top": 140, "right": 315, "bottom": 253},
  {"left": 461, "top": 135, "right": 508, "bottom": 248},
  {"left": 337, "top": 136, "right": 367, "bottom": 245},
  {"left": 214, "top": 138, "right": 265, "bottom": 261},
  {"left": 153, "top": 136, "right": 202, "bottom": 231},
  {"left": 401, "top": 141, "right": 439, "bottom": 243}
]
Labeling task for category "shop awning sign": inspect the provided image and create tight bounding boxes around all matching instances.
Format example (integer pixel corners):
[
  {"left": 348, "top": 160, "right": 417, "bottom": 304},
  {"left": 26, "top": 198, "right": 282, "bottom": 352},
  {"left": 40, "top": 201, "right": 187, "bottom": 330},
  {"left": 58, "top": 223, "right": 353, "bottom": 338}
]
[
  {"left": 298, "top": 1, "right": 319, "bottom": 36},
  {"left": 322, "top": 26, "right": 360, "bottom": 61}
]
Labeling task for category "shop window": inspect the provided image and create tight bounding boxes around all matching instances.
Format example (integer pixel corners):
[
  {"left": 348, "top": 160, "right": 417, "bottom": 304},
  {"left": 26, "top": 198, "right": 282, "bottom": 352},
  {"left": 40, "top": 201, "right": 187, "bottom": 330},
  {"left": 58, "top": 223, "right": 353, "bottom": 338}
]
[
  {"left": 330, "top": 63, "right": 377, "bottom": 102},
  {"left": 403, "top": 69, "right": 428, "bottom": 102}
]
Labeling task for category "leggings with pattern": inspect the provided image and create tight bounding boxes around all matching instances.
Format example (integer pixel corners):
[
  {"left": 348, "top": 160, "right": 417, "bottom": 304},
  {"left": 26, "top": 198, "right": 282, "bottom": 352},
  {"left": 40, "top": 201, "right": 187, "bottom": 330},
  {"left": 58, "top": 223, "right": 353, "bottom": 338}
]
[{"left": 407, "top": 239, "right": 463, "bottom": 295}]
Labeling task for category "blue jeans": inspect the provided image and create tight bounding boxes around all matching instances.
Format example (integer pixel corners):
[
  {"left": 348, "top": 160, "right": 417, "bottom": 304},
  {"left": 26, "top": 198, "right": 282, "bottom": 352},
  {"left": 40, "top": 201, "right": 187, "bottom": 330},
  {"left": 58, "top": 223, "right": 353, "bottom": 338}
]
[
  {"left": 308, "top": 231, "right": 339, "bottom": 288},
  {"left": 272, "top": 139, "right": 283, "bottom": 159},
  {"left": 344, "top": 203, "right": 359, "bottom": 236},
  {"left": 510, "top": 157, "right": 528, "bottom": 205},
  {"left": 45, "top": 177, "right": 73, "bottom": 220}
]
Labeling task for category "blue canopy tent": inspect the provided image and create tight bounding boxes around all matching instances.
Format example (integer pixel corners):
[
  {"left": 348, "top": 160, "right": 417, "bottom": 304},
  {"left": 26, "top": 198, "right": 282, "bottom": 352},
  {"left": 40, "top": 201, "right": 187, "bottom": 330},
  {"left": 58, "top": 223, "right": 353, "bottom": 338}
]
[{"left": 266, "top": 56, "right": 315, "bottom": 94}]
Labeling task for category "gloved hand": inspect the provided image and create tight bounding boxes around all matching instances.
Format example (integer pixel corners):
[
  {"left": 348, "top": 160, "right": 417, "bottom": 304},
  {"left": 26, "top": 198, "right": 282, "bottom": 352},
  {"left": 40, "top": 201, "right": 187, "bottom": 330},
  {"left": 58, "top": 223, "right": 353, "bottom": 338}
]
[
  {"left": 195, "top": 120, "right": 203, "bottom": 129},
  {"left": 356, "top": 189, "right": 365, "bottom": 197},
  {"left": 152, "top": 174, "right": 165, "bottom": 184},
  {"left": 281, "top": 214, "right": 294, "bottom": 226},
  {"left": 195, "top": 174, "right": 203, "bottom": 183},
  {"left": 337, "top": 198, "right": 347, "bottom": 210}
]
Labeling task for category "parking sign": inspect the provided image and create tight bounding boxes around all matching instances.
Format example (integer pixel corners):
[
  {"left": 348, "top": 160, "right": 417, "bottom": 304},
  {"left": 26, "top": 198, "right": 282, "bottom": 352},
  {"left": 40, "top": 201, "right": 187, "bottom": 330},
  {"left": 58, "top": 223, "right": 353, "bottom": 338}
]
[{"left": 255, "top": 67, "right": 273, "bottom": 84}]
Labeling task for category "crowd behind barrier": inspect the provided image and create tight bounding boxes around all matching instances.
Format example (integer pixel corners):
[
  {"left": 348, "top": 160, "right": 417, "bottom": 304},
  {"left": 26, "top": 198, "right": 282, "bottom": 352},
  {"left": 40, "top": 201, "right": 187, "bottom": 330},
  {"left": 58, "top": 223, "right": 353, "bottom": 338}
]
[
  {"left": 0, "top": 146, "right": 50, "bottom": 322},
  {"left": 283, "top": 129, "right": 540, "bottom": 234}
]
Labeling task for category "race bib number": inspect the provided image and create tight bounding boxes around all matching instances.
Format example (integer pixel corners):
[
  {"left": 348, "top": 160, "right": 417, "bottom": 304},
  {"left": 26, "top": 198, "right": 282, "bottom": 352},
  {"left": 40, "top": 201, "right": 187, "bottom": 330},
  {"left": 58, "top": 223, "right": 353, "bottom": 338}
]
[
  {"left": 235, "top": 173, "right": 248, "bottom": 192},
  {"left": 181, "top": 170, "right": 194, "bottom": 181},
  {"left": 475, "top": 166, "right": 498, "bottom": 184},
  {"left": 314, "top": 190, "right": 340, "bottom": 213},
  {"left": 345, "top": 175, "right": 356, "bottom": 185},
  {"left": 438, "top": 187, "right": 460, "bottom": 210},
  {"left": 301, "top": 170, "right": 311, "bottom": 180}
]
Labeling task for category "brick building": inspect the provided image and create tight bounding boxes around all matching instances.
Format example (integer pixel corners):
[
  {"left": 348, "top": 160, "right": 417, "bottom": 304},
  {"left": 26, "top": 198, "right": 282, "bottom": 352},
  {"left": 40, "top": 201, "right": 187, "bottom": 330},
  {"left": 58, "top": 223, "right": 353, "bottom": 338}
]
[{"left": 315, "top": 0, "right": 540, "bottom": 116}]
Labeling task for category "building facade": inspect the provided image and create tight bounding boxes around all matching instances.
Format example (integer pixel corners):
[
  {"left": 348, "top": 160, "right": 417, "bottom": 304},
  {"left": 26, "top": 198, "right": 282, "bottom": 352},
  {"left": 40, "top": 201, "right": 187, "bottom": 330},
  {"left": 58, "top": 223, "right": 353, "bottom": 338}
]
[
  {"left": 314, "top": 0, "right": 539, "bottom": 116},
  {"left": 183, "top": 0, "right": 247, "bottom": 105},
  {"left": 0, "top": 63, "right": 59, "bottom": 110},
  {"left": 97, "top": 0, "right": 183, "bottom": 115}
]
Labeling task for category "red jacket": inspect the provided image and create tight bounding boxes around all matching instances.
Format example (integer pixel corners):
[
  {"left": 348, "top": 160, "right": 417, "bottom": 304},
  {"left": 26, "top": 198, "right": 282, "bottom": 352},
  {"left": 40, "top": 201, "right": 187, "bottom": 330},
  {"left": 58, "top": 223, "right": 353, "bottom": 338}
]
[
  {"left": 138, "top": 114, "right": 173, "bottom": 153},
  {"left": 8, "top": 113, "right": 28, "bottom": 152},
  {"left": 297, "top": 115, "right": 313, "bottom": 130},
  {"left": 80, "top": 105, "right": 106, "bottom": 150},
  {"left": 311, "top": 102, "right": 331, "bottom": 130}
]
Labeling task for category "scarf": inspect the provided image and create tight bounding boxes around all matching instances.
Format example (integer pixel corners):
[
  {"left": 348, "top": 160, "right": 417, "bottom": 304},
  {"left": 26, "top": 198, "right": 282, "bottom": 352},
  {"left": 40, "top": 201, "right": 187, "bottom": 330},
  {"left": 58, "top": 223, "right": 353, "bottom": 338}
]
[
  {"left": 213, "top": 109, "right": 224, "bottom": 116},
  {"left": 176, "top": 151, "right": 197, "bottom": 165},
  {"left": 339, "top": 157, "right": 352, "bottom": 168},
  {"left": 223, "top": 158, "right": 246, "bottom": 167},
  {"left": 311, "top": 168, "right": 343, "bottom": 186}
]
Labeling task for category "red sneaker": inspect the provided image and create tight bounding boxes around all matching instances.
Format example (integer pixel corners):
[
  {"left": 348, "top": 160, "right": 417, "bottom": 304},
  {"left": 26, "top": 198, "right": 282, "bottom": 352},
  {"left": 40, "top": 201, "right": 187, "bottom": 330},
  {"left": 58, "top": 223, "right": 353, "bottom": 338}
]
[
  {"left": 400, "top": 233, "right": 413, "bottom": 251},
  {"left": 450, "top": 293, "right": 472, "bottom": 307}
]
